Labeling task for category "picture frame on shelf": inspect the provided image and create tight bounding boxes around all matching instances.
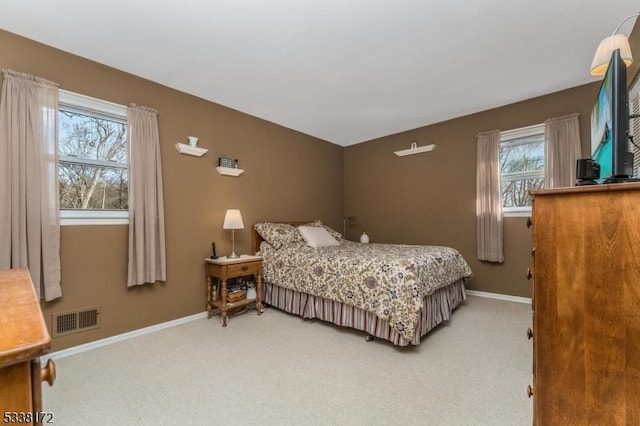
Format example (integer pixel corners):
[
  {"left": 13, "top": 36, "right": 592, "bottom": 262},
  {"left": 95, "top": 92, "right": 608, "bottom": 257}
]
[{"left": 218, "top": 157, "right": 235, "bottom": 168}]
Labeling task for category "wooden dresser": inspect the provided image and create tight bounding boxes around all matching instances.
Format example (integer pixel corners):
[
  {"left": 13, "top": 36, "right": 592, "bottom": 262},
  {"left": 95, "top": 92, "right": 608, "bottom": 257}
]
[
  {"left": 529, "top": 183, "right": 640, "bottom": 425},
  {"left": 0, "top": 269, "right": 55, "bottom": 424}
]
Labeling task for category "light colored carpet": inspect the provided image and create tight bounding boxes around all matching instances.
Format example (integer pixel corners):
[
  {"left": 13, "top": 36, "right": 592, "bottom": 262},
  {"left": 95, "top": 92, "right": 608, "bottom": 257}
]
[{"left": 43, "top": 296, "right": 533, "bottom": 425}]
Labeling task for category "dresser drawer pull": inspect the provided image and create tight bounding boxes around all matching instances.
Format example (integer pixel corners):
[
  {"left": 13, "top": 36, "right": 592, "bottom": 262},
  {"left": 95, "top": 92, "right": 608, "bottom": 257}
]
[
  {"left": 526, "top": 217, "right": 532, "bottom": 228},
  {"left": 526, "top": 269, "right": 533, "bottom": 280},
  {"left": 241, "top": 266, "right": 249, "bottom": 272},
  {"left": 527, "top": 327, "right": 533, "bottom": 340},
  {"left": 527, "top": 385, "right": 534, "bottom": 398},
  {"left": 41, "top": 359, "right": 56, "bottom": 386}
]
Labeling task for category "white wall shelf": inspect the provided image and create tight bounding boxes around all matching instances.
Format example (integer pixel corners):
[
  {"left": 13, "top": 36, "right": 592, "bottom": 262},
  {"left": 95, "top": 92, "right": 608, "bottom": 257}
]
[
  {"left": 216, "top": 166, "right": 244, "bottom": 177},
  {"left": 175, "top": 143, "right": 208, "bottom": 157},
  {"left": 394, "top": 144, "right": 436, "bottom": 157}
]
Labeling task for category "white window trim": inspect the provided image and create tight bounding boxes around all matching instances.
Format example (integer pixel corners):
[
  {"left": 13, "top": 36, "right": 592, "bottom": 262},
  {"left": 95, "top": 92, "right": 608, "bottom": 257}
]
[
  {"left": 59, "top": 156, "right": 128, "bottom": 169},
  {"left": 503, "top": 207, "right": 533, "bottom": 217},
  {"left": 59, "top": 90, "right": 127, "bottom": 121},
  {"left": 60, "top": 209, "right": 128, "bottom": 226},
  {"left": 502, "top": 170, "right": 544, "bottom": 182},
  {"left": 500, "top": 123, "right": 545, "bottom": 141},
  {"left": 58, "top": 90, "right": 129, "bottom": 226},
  {"left": 500, "top": 123, "right": 545, "bottom": 217}
]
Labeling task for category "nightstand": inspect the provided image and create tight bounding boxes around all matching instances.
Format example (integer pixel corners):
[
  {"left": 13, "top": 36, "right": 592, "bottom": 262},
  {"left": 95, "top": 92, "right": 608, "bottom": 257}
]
[{"left": 204, "top": 255, "right": 263, "bottom": 326}]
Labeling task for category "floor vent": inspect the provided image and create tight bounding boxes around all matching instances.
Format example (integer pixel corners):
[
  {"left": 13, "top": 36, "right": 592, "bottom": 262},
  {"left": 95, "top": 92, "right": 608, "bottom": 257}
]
[{"left": 52, "top": 306, "right": 101, "bottom": 337}]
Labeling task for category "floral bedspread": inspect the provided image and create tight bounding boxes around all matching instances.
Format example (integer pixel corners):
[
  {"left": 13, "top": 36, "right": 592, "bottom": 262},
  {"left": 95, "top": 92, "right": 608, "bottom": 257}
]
[{"left": 261, "top": 240, "right": 473, "bottom": 341}]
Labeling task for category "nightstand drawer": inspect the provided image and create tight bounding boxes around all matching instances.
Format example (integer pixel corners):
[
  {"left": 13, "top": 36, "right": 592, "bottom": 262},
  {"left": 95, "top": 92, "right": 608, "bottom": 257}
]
[{"left": 227, "top": 261, "right": 261, "bottom": 277}]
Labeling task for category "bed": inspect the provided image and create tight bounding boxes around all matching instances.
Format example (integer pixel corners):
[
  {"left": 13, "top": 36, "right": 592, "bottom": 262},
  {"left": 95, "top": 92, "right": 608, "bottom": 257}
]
[{"left": 252, "top": 221, "right": 473, "bottom": 346}]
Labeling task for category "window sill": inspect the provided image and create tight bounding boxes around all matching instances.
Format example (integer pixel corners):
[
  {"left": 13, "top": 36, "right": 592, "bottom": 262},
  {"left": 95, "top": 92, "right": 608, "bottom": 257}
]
[
  {"left": 503, "top": 210, "right": 532, "bottom": 218},
  {"left": 60, "top": 210, "right": 129, "bottom": 226}
]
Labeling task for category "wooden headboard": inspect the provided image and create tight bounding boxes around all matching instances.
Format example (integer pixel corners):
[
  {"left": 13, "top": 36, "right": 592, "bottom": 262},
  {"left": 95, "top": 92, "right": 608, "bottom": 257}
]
[{"left": 251, "top": 221, "right": 311, "bottom": 255}]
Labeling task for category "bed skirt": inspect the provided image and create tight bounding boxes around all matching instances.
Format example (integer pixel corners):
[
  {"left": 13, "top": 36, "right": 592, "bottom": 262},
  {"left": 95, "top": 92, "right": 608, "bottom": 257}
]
[{"left": 263, "top": 279, "right": 467, "bottom": 346}]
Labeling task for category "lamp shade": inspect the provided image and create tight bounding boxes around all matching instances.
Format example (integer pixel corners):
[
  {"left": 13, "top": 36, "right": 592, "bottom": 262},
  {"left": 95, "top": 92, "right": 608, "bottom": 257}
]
[
  {"left": 223, "top": 209, "right": 244, "bottom": 230},
  {"left": 590, "top": 34, "right": 633, "bottom": 76}
]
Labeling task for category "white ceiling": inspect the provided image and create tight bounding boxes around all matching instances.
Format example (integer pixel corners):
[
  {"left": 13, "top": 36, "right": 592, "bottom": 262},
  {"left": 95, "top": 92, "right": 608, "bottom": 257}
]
[{"left": 0, "top": 1, "right": 637, "bottom": 146}]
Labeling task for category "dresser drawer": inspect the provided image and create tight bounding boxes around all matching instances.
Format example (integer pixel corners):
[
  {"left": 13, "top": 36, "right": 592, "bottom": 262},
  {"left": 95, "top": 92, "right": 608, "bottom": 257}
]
[
  {"left": 0, "top": 362, "right": 32, "bottom": 413},
  {"left": 227, "top": 261, "right": 261, "bottom": 277}
]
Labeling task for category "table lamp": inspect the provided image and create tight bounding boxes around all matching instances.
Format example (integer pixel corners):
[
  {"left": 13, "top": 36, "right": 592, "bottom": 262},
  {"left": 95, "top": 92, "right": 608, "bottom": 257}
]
[
  {"left": 590, "top": 12, "right": 639, "bottom": 76},
  {"left": 223, "top": 209, "right": 244, "bottom": 259}
]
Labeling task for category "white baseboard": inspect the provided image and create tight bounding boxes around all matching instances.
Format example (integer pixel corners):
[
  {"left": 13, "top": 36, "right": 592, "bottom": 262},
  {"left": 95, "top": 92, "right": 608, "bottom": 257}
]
[
  {"left": 466, "top": 289, "right": 531, "bottom": 304},
  {"left": 41, "top": 311, "right": 207, "bottom": 363}
]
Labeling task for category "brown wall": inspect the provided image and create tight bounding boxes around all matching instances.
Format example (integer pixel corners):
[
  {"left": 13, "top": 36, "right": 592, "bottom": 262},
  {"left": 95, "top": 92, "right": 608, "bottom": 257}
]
[
  {"left": 345, "top": 21, "right": 640, "bottom": 298},
  {"left": 3, "top": 19, "right": 640, "bottom": 349},
  {"left": 344, "top": 84, "right": 597, "bottom": 298},
  {"left": 0, "top": 29, "right": 344, "bottom": 351}
]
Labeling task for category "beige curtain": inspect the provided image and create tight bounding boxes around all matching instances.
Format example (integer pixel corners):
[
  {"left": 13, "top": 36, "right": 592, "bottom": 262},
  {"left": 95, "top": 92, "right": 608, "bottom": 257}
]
[
  {"left": 0, "top": 70, "right": 61, "bottom": 300},
  {"left": 544, "top": 113, "right": 581, "bottom": 188},
  {"left": 476, "top": 130, "right": 504, "bottom": 263},
  {"left": 127, "top": 105, "right": 166, "bottom": 286}
]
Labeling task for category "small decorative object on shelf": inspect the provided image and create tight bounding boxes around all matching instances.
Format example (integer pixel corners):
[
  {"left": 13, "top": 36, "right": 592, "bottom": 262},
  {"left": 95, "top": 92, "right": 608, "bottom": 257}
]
[
  {"left": 187, "top": 136, "right": 198, "bottom": 147},
  {"left": 219, "top": 157, "right": 235, "bottom": 168},
  {"left": 246, "top": 281, "right": 257, "bottom": 300},
  {"left": 210, "top": 242, "right": 218, "bottom": 259},
  {"left": 227, "top": 289, "right": 246, "bottom": 302},
  {"left": 360, "top": 232, "right": 370, "bottom": 244}
]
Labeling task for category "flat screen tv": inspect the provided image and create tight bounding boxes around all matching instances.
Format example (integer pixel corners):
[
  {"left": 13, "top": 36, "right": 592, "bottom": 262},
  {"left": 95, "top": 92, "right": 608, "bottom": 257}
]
[{"left": 590, "top": 48, "right": 633, "bottom": 183}]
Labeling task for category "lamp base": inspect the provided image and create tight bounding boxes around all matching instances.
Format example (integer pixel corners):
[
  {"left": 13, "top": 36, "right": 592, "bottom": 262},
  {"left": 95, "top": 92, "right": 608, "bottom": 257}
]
[{"left": 228, "top": 229, "right": 239, "bottom": 258}]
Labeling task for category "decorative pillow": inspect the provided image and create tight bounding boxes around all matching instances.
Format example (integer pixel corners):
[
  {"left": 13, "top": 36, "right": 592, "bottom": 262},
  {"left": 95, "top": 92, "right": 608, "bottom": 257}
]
[
  {"left": 298, "top": 225, "right": 340, "bottom": 248},
  {"left": 254, "top": 223, "right": 302, "bottom": 249},
  {"left": 305, "top": 220, "right": 343, "bottom": 240}
]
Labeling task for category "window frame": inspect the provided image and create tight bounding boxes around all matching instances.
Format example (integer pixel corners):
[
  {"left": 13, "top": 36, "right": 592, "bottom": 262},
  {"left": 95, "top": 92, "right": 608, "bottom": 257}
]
[
  {"left": 499, "top": 123, "right": 545, "bottom": 217},
  {"left": 58, "top": 90, "right": 129, "bottom": 226}
]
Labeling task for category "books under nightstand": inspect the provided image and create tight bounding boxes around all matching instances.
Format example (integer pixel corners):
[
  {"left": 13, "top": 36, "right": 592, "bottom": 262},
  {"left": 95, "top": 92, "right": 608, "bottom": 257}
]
[{"left": 204, "top": 255, "right": 263, "bottom": 327}]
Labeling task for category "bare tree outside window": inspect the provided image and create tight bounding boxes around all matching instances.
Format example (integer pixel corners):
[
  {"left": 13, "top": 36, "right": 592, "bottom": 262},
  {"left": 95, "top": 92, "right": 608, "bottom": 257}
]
[
  {"left": 58, "top": 109, "right": 128, "bottom": 210},
  {"left": 500, "top": 132, "right": 544, "bottom": 209}
]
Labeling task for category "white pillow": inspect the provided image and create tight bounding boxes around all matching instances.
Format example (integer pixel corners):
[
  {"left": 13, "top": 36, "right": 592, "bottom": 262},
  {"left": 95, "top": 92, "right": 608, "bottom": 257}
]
[{"left": 298, "top": 225, "right": 340, "bottom": 248}]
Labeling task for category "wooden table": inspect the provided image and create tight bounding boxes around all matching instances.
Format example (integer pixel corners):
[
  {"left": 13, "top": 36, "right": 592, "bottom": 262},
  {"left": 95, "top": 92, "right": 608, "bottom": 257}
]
[
  {"left": 0, "top": 269, "right": 55, "bottom": 425},
  {"left": 204, "top": 255, "right": 263, "bottom": 326}
]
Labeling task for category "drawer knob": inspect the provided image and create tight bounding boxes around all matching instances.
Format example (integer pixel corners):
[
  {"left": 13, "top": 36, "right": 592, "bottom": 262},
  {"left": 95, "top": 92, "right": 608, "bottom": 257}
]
[
  {"left": 241, "top": 266, "right": 249, "bottom": 272},
  {"left": 526, "top": 269, "right": 533, "bottom": 280},
  {"left": 41, "top": 359, "right": 56, "bottom": 386},
  {"left": 526, "top": 217, "right": 532, "bottom": 228},
  {"left": 527, "top": 385, "right": 534, "bottom": 398},
  {"left": 527, "top": 327, "right": 533, "bottom": 340}
]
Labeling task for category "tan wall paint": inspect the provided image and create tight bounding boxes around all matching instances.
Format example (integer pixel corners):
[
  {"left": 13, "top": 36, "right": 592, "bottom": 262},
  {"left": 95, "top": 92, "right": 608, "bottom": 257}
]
[
  {"left": 0, "top": 29, "right": 343, "bottom": 351},
  {"left": 3, "top": 19, "right": 640, "bottom": 348},
  {"left": 345, "top": 20, "right": 640, "bottom": 298},
  {"left": 344, "top": 84, "right": 598, "bottom": 298}
]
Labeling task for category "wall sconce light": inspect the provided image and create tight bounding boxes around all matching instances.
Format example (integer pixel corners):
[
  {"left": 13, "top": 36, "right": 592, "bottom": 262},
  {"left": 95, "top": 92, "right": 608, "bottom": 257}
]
[
  {"left": 343, "top": 215, "right": 357, "bottom": 237},
  {"left": 590, "top": 12, "right": 639, "bottom": 76}
]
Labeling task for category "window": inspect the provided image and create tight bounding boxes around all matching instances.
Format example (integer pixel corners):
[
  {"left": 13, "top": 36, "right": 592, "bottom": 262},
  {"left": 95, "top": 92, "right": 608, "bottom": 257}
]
[
  {"left": 58, "top": 90, "right": 128, "bottom": 225},
  {"left": 500, "top": 124, "right": 545, "bottom": 216}
]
